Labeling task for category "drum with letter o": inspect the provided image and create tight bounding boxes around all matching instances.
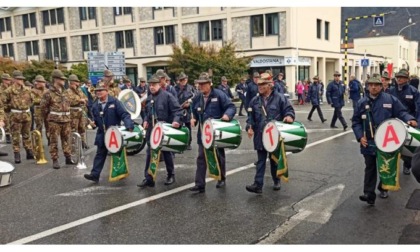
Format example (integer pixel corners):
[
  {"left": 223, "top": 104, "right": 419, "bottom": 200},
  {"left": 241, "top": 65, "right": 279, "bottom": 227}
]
[
  {"left": 262, "top": 120, "right": 307, "bottom": 153},
  {"left": 150, "top": 122, "right": 189, "bottom": 153},
  {"left": 0, "top": 161, "right": 15, "bottom": 187},
  {"left": 201, "top": 119, "right": 242, "bottom": 149},
  {"left": 374, "top": 119, "right": 408, "bottom": 153}
]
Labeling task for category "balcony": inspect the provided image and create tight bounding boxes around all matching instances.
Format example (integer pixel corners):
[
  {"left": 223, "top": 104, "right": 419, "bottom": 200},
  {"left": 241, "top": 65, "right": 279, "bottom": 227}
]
[
  {"left": 1, "top": 31, "right": 12, "bottom": 39},
  {"left": 155, "top": 44, "right": 173, "bottom": 55},
  {"left": 115, "top": 15, "right": 132, "bottom": 26},
  {"left": 154, "top": 8, "right": 174, "bottom": 20},
  {"left": 24, "top": 27, "right": 37, "bottom": 36}
]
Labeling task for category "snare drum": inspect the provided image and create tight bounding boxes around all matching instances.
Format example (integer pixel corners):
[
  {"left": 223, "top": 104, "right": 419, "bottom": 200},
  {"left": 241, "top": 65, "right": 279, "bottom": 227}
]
[
  {"left": 150, "top": 122, "right": 189, "bottom": 153},
  {"left": 201, "top": 119, "right": 242, "bottom": 149},
  {"left": 374, "top": 118, "right": 408, "bottom": 153},
  {"left": 117, "top": 125, "right": 145, "bottom": 146},
  {"left": 401, "top": 122, "right": 420, "bottom": 157},
  {"left": 0, "top": 161, "right": 15, "bottom": 187},
  {"left": 262, "top": 120, "right": 308, "bottom": 153}
]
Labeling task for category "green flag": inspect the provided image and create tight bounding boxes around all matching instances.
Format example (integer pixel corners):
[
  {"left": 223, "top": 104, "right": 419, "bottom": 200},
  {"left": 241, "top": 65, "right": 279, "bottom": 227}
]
[
  {"left": 376, "top": 150, "right": 400, "bottom": 191},
  {"left": 109, "top": 147, "right": 129, "bottom": 182},
  {"left": 271, "top": 139, "right": 289, "bottom": 182},
  {"left": 148, "top": 148, "right": 162, "bottom": 182},
  {"left": 204, "top": 147, "right": 221, "bottom": 180}
]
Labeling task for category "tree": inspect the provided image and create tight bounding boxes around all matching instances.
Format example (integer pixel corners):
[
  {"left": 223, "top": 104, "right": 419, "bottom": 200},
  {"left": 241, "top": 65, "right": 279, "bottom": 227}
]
[
  {"left": 68, "top": 63, "right": 88, "bottom": 82},
  {"left": 168, "top": 38, "right": 251, "bottom": 87},
  {"left": 23, "top": 60, "right": 56, "bottom": 83},
  {"left": 0, "top": 57, "right": 27, "bottom": 76}
]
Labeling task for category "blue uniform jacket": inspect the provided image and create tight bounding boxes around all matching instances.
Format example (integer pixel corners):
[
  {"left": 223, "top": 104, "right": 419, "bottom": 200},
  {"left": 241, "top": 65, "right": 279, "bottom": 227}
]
[
  {"left": 245, "top": 81, "right": 258, "bottom": 109},
  {"left": 192, "top": 88, "right": 236, "bottom": 145},
  {"left": 175, "top": 83, "right": 195, "bottom": 122},
  {"left": 246, "top": 92, "right": 295, "bottom": 150},
  {"left": 390, "top": 83, "right": 420, "bottom": 124},
  {"left": 92, "top": 95, "right": 134, "bottom": 147},
  {"left": 352, "top": 91, "right": 415, "bottom": 155},
  {"left": 217, "top": 84, "right": 233, "bottom": 99},
  {"left": 273, "top": 80, "right": 287, "bottom": 94},
  {"left": 349, "top": 79, "right": 361, "bottom": 101},
  {"left": 307, "top": 82, "right": 322, "bottom": 106},
  {"left": 235, "top": 83, "right": 246, "bottom": 101},
  {"left": 326, "top": 80, "right": 346, "bottom": 108}
]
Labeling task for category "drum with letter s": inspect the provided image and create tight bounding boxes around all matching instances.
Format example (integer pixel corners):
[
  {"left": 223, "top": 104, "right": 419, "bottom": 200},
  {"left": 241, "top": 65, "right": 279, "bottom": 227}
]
[
  {"left": 0, "top": 161, "right": 15, "bottom": 187},
  {"left": 150, "top": 122, "right": 190, "bottom": 153},
  {"left": 201, "top": 119, "right": 242, "bottom": 149},
  {"left": 375, "top": 118, "right": 420, "bottom": 157},
  {"left": 262, "top": 120, "right": 307, "bottom": 153}
]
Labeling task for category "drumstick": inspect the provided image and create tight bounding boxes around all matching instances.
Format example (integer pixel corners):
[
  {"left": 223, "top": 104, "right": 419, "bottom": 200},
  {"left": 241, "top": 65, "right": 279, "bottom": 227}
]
[
  {"left": 247, "top": 107, "right": 253, "bottom": 125},
  {"left": 361, "top": 114, "right": 367, "bottom": 139},
  {"left": 365, "top": 105, "right": 374, "bottom": 138}
]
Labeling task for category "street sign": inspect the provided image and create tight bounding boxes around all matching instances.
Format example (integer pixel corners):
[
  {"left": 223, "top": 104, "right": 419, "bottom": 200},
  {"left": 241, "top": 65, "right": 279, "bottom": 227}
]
[
  {"left": 87, "top": 51, "right": 126, "bottom": 84},
  {"left": 361, "top": 59, "right": 369, "bottom": 67},
  {"left": 373, "top": 16, "right": 384, "bottom": 27}
]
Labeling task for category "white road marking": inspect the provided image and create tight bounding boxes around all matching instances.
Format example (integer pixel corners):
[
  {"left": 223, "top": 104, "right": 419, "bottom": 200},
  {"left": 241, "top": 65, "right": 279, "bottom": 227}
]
[
  {"left": 258, "top": 184, "right": 345, "bottom": 244},
  {"left": 8, "top": 131, "right": 351, "bottom": 244},
  {"left": 56, "top": 186, "right": 123, "bottom": 197}
]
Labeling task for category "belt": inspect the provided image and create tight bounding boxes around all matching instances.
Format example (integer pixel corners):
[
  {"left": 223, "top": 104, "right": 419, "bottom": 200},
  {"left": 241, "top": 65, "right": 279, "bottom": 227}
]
[
  {"left": 11, "top": 109, "right": 30, "bottom": 113},
  {"left": 50, "top": 111, "right": 70, "bottom": 116},
  {"left": 70, "top": 107, "right": 82, "bottom": 111},
  {"left": 34, "top": 105, "right": 41, "bottom": 109}
]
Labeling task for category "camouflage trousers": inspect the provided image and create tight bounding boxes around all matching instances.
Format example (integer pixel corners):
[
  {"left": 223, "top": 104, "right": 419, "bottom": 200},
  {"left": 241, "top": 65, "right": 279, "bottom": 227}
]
[
  {"left": 34, "top": 106, "right": 49, "bottom": 138},
  {"left": 10, "top": 112, "right": 32, "bottom": 153},
  {"left": 70, "top": 109, "right": 86, "bottom": 144},
  {"left": 48, "top": 121, "right": 71, "bottom": 160},
  {"left": 3, "top": 112, "right": 10, "bottom": 134}
]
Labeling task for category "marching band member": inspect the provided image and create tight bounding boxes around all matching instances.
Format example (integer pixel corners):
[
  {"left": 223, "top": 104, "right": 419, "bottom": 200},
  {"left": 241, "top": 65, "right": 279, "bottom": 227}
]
[
  {"left": 175, "top": 72, "right": 195, "bottom": 150},
  {"left": 3, "top": 70, "right": 34, "bottom": 164},
  {"left": 189, "top": 72, "right": 236, "bottom": 193},
  {"left": 103, "top": 69, "right": 120, "bottom": 98},
  {"left": 307, "top": 75, "right": 327, "bottom": 123},
  {"left": 352, "top": 75, "right": 417, "bottom": 205},
  {"left": 1, "top": 73, "right": 13, "bottom": 144},
  {"left": 327, "top": 71, "right": 348, "bottom": 131},
  {"left": 65, "top": 74, "right": 89, "bottom": 149},
  {"left": 217, "top": 76, "right": 233, "bottom": 100},
  {"left": 40, "top": 70, "right": 75, "bottom": 169},
  {"left": 389, "top": 69, "right": 420, "bottom": 175},
  {"left": 135, "top": 77, "right": 148, "bottom": 121},
  {"left": 84, "top": 82, "right": 133, "bottom": 183},
  {"left": 245, "top": 73, "right": 295, "bottom": 194},
  {"left": 31, "top": 75, "right": 49, "bottom": 140},
  {"left": 137, "top": 75, "right": 183, "bottom": 188}
]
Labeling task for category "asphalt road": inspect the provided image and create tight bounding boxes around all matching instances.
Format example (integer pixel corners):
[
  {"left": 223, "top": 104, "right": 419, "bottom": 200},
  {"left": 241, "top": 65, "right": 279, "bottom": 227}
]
[{"left": 1, "top": 101, "right": 419, "bottom": 245}]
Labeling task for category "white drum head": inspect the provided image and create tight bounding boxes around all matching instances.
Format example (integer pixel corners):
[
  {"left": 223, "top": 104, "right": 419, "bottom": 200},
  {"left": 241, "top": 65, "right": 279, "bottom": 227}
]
[
  {"left": 0, "top": 161, "right": 14, "bottom": 173},
  {"left": 263, "top": 121, "right": 280, "bottom": 153},
  {"left": 202, "top": 119, "right": 214, "bottom": 149},
  {"left": 104, "top": 126, "right": 124, "bottom": 153},
  {"left": 375, "top": 119, "right": 407, "bottom": 153},
  {"left": 150, "top": 123, "right": 164, "bottom": 150}
]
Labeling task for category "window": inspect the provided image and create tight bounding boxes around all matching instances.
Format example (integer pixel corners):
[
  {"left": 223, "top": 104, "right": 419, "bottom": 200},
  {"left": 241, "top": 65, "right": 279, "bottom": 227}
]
[
  {"left": 0, "top": 17, "right": 12, "bottom": 32},
  {"left": 42, "top": 8, "right": 64, "bottom": 27},
  {"left": 316, "top": 19, "right": 322, "bottom": 39},
  {"left": 80, "top": 7, "right": 96, "bottom": 20},
  {"left": 266, "top": 13, "right": 279, "bottom": 35},
  {"left": 115, "top": 30, "right": 134, "bottom": 48},
  {"left": 325, "top": 21, "right": 330, "bottom": 40},
  {"left": 25, "top": 41, "right": 39, "bottom": 56},
  {"left": 82, "top": 34, "right": 98, "bottom": 51},
  {"left": 251, "top": 15, "right": 264, "bottom": 37},
  {"left": 211, "top": 20, "right": 222, "bottom": 40},
  {"left": 1, "top": 44, "right": 14, "bottom": 58},
  {"left": 199, "top": 21, "right": 210, "bottom": 41},
  {"left": 23, "top": 13, "right": 37, "bottom": 29},
  {"left": 44, "top": 37, "right": 67, "bottom": 61},
  {"left": 114, "top": 7, "right": 132, "bottom": 16},
  {"left": 154, "top": 27, "right": 164, "bottom": 45},
  {"left": 165, "top": 26, "right": 175, "bottom": 44}
]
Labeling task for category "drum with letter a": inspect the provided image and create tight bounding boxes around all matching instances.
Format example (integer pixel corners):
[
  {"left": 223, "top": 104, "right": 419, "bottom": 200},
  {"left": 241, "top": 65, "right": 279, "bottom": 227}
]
[
  {"left": 0, "top": 161, "right": 15, "bottom": 187},
  {"left": 262, "top": 120, "right": 308, "bottom": 153},
  {"left": 374, "top": 118, "right": 408, "bottom": 153},
  {"left": 105, "top": 126, "right": 124, "bottom": 153},
  {"left": 201, "top": 119, "right": 242, "bottom": 149},
  {"left": 150, "top": 122, "right": 189, "bottom": 153}
]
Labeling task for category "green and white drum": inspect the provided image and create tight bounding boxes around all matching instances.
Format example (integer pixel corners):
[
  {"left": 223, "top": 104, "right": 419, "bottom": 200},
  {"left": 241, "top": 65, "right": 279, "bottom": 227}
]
[
  {"left": 262, "top": 120, "right": 307, "bottom": 153},
  {"left": 202, "top": 119, "right": 242, "bottom": 149},
  {"left": 402, "top": 125, "right": 420, "bottom": 157},
  {"left": 117, "top": 125, "right": 145, "bottom": 147},
  {"left": 150, "top": 122, "right": 190, "bottom": 153}
]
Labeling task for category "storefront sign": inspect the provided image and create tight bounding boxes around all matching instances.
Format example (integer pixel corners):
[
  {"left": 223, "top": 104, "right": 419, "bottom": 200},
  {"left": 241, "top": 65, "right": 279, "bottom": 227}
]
[{"left": 250, "top": 56, "right": 284, "bottom": 67}]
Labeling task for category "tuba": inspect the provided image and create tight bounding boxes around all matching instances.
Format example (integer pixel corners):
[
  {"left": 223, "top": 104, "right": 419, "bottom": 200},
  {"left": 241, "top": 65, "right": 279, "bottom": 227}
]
[
  {"left": 71, "top": 132, "right": 87, "bottom": 169},
  {"left": 30, "top": 130, "right": 48, "bottom": 164}
]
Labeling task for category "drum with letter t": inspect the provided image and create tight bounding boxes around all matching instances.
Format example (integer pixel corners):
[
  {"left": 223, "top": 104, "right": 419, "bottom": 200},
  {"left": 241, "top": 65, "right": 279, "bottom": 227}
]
[
  {"left": 0, "top": 161, "right": 15, "bottom": 187},
  {"left": 262, "top": 120, "right": 308, "bottom": 153},
  {"left": 201, "top": 119, "right": 242, "bottom": 149},
  {"left": 150, "top": 122, "right": 190, "bottom": 153}
]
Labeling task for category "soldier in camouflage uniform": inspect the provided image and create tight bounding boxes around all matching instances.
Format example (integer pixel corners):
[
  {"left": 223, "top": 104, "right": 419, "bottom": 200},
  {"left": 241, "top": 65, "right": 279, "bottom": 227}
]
[
  {"left": 65, "top": 74, "right": 89, "bottom": 149},
  {"left": 1, "top": 73, "right": 13, "bottom": 143},
  {"left": 40, "top": 70, "right": 76, "bottom": 169},
  {"left": 0, "top": 97, "right": 7, "bottom": 156},
  {"left": 31, "top": 75, "right": 49, "bottom": 139},
  {"left": 103, "top": 69, "right": 120, "bottom": 98},
  {"left": 3, "top": 70, "right": 34, "bottom": 163}
]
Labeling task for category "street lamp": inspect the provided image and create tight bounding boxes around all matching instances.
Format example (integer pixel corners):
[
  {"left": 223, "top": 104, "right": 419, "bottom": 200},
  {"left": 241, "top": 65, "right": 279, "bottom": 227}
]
[
  {"left": 397, "top": 23, "right": 416, "bottom": 70},
  {"left": 398, "top": 23, "right": 416, "bottom": 36}
]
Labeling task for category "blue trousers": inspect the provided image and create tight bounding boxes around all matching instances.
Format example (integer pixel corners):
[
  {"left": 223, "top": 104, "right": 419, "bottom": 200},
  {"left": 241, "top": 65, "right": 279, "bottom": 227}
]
[
  {"left": 254, "top": 149, "right": 280, "bottom": 187},
  {"left": 143, "top": 145, "right": 174, "bottom": 181},
  {"left": 195, "top": 144, "right": 225, "bottom": 187},
  {"left": 90, "top": 143, "right": 108, "bottom": 179}
]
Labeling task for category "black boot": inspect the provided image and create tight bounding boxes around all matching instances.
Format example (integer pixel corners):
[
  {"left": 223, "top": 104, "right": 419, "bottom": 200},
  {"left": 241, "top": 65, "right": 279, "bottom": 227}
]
[
  {"left": 14, "top": 152, "right": 21, "bottom": 164},
  {"left": 52, "top": 159, "right": 60, "bottom": 169},
  {"left": 65, "top": 156, "right": 76, "bottom": 165},
  {"left": 6, "top": 134, "right": 11, "bottom": 144},
  {"left": 26, "top": 149, "right": 35, "bottom": 160},
  {"left": 82, "top": 142, "right": 90, "bottom": 150}
]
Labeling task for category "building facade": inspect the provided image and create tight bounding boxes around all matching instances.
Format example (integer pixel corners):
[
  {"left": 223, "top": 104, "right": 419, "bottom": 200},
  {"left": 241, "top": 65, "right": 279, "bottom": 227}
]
[{"left": 0, "top": 7, "right": 386, "bottom": 94}]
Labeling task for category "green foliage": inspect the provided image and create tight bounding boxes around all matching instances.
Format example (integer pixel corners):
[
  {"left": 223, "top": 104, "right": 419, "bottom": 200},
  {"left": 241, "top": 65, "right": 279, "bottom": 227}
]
[
  {"left": 168, "top": 38, "right": 251, "bottom": 87},
  {"left": 68, "top": 63, "right": 88, "bottom": 82},
  {"left": 22, "top": 60, "right": 56, "bottom": 83},
  {"left": 0, "top": 57, "right": 27, "bottom": 75}
]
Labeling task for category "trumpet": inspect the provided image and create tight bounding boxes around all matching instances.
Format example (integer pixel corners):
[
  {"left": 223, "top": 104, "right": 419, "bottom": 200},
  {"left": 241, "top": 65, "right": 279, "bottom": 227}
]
[
  {"left": 71, "top": 132, "right": 87, "bottom": 169},
  {"left": 31, "top": 130, "right": 48, "bottom": 164}
]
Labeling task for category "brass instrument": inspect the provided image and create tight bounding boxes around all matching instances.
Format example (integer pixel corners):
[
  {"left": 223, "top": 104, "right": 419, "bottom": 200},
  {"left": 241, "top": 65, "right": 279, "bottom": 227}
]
[
  {"left": 30, "top": 130, "right": 48, "bottom": 164},
  {"left": 71, "top": 132, "right": 87, "bottom": 169},
  {"left": 0, "top": 127, "right": 5, "bottom": 143}
]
